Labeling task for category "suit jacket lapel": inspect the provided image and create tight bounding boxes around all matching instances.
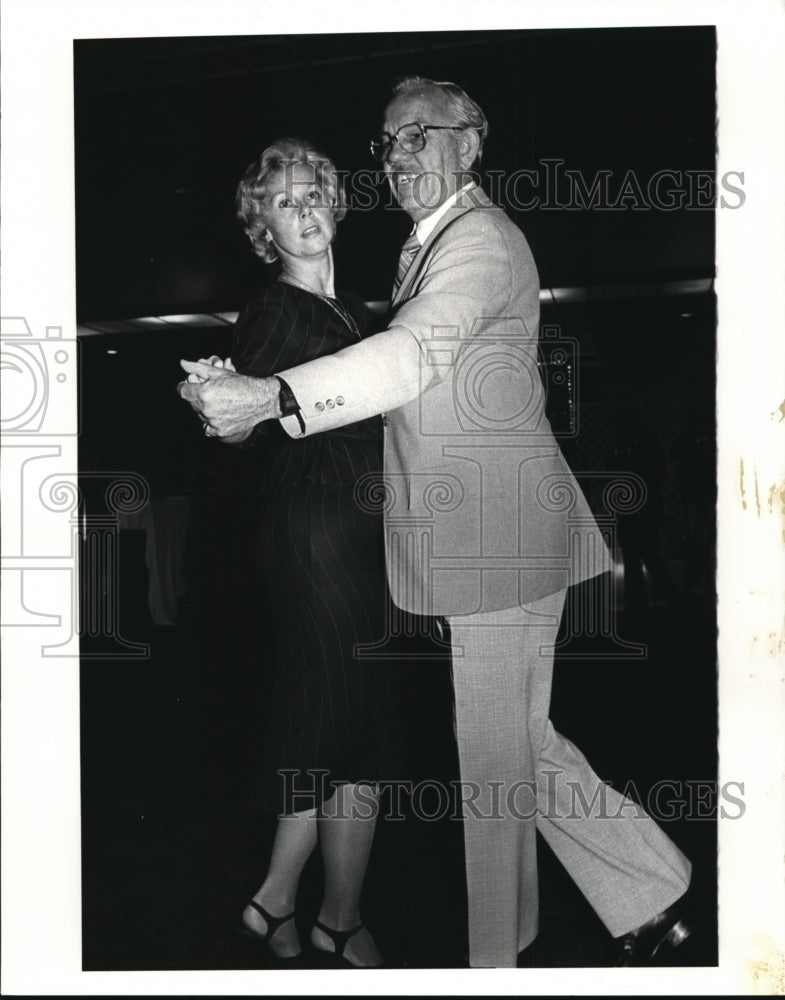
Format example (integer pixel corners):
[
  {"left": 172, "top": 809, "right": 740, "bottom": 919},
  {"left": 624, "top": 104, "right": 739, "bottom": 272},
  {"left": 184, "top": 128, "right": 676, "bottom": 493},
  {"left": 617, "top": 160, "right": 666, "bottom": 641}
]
[{"left": 392, "top": 186, "right": 494, "bottom": 306}]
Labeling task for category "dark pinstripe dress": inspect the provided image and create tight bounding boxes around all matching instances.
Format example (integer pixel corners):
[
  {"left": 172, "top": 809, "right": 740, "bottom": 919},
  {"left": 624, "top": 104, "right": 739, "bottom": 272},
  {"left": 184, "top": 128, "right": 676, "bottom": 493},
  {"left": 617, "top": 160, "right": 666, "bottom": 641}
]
[{"left": 231, "top": 280, "right": 396, "bottom": 815}]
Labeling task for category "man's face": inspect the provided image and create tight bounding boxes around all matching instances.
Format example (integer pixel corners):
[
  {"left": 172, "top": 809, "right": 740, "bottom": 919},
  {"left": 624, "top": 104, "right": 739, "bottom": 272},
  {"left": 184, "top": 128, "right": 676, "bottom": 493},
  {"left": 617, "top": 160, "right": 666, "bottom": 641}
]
[{"left": 381, "top": 90, "right": 466, "bottom": 223}]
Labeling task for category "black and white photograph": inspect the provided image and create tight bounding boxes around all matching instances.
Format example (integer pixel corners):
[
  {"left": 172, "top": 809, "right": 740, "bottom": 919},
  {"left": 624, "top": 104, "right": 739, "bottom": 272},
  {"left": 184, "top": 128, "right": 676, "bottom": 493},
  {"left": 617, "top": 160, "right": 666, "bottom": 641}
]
[{"left": 2, "top": 1, "right": 784, "bottom": 995}]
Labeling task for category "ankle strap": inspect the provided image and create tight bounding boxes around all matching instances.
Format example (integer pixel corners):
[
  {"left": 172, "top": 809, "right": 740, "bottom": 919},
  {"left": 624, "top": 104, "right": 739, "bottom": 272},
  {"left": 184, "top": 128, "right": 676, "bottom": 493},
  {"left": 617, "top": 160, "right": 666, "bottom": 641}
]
[
  {"left": 247, "top": 899, "right": 295, "bottom": 936},
  {"left": 313, "top": 919, "right": 363, "bottom": 958}
]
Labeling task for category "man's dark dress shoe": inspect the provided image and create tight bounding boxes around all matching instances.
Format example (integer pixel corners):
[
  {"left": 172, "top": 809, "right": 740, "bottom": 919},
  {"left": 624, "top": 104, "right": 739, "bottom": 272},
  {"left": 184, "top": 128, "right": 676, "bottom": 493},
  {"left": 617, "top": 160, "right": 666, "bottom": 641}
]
[{"left": 615, "top": 898, "right": 692, "bottom": 966}]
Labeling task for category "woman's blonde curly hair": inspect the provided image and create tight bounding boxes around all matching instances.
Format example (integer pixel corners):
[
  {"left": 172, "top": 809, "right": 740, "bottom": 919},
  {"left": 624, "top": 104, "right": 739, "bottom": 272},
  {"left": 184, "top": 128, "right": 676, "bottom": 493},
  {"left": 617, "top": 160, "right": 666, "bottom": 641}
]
[{"left": 236, "top": 137, "right": 347, "bottom": 263}]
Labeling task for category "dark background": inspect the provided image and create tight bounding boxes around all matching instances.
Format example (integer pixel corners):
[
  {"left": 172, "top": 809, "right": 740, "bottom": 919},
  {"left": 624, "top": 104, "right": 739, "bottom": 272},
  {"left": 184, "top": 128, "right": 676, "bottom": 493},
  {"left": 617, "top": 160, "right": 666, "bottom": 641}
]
[
  {"left": 76, "top": 26, "right": 717, "bottom": 500},
  {"left": 76, "top": 26, "right": 718, "bottom": 971},
  {"left": 75, "top": 26, "right": 716, "bottom": 317}
]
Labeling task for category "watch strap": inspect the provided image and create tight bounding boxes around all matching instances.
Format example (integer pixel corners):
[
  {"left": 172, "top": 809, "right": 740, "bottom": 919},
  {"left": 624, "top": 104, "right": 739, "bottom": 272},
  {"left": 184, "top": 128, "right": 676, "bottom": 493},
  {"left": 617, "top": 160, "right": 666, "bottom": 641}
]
[{"left": 274, "top": 375, "right": 305, "bottom": 434}]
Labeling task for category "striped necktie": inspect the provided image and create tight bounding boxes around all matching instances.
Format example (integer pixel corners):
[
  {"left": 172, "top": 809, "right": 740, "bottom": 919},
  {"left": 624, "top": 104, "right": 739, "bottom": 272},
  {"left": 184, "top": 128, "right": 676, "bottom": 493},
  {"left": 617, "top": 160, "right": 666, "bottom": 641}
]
[{"left": 393, "top": 230, "right": 421, "bottom": 294}]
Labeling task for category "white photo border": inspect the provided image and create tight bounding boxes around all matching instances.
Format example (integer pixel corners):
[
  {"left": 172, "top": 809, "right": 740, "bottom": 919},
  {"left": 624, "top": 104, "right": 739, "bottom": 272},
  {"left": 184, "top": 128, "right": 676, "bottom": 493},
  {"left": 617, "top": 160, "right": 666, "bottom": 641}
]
[{"left": 2, "top": 0, "right": 784, "bottom": 995}]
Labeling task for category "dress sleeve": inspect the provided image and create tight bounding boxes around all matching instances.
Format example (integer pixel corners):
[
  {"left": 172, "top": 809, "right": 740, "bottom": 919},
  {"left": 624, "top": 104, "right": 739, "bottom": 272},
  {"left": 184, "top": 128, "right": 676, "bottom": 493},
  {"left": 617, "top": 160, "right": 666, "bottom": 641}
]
[
  {"left": 230, "top": 283, "right": 306, "bottom": 377},
  {"left": 228, "top": 284, "right": 304, "bottom": 449}
]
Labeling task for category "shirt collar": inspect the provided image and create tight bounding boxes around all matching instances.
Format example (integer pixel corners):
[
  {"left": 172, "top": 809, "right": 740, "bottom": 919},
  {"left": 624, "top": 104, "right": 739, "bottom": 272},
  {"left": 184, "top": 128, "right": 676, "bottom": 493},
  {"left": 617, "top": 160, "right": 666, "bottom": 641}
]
[{"left": 413, "top": 182, "right": 476, "bottom": 245}]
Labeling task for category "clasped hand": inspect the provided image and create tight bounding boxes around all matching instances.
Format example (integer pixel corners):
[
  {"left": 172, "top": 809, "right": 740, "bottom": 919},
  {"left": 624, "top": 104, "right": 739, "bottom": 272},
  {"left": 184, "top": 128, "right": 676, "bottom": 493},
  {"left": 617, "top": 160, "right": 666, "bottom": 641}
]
[{"left": 178, "top": 356, "right": 270, "bottom": 440}]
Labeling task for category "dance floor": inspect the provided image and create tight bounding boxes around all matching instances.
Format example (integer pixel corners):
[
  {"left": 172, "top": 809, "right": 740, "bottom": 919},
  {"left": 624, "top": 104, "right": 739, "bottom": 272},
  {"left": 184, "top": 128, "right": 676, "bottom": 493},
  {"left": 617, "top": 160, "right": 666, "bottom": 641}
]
[{"left": 81, "top": 552, "right": 718, "bottom": 972}]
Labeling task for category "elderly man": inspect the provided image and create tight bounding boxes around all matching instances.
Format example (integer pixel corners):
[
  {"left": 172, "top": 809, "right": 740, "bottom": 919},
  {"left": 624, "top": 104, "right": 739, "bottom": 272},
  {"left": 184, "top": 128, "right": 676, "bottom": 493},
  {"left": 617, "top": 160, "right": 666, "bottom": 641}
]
[{"left": 180, "top": 76, "right": 692, "bottom": 969}]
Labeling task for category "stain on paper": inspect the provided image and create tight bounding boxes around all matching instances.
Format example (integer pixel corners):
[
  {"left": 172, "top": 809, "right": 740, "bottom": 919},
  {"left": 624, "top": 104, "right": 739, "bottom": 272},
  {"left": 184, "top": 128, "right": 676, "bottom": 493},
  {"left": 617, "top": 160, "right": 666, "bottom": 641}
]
[
  {"left": 767, "top": 481, "right": 785, "bottom": 542},
  {"left": 740, "top": 459, "right": 747, "bottom": 510},
  {"left": 745, "top": 933, "right": 785, "bottom": 994}
]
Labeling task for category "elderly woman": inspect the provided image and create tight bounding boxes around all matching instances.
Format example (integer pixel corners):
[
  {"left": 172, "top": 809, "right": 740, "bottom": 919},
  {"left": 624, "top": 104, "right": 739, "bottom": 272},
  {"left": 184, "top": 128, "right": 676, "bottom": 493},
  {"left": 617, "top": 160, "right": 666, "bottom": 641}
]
[{"left": 192, "top": 138, "right": 395, "bottom": 968}]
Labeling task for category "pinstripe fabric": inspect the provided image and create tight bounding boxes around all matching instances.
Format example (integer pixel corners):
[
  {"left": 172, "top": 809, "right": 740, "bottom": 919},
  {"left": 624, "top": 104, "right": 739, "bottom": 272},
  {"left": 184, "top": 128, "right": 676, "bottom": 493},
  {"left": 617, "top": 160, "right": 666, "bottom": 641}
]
[
  {"left": 232, "top": 283, "right": 383, "bottom": 490},
  {"left": 447, "top": 592, "right": 692, "bottom": 967},
  {"left": 231, "top": 282, "right": 397, "bottom": 814}
]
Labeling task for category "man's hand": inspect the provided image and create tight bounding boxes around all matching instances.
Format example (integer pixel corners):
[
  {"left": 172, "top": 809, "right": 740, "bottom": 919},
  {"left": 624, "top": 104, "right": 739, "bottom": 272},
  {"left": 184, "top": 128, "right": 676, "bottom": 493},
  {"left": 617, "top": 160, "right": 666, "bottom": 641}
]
[{"left": 178, "top": 359, "right": 281, "bottom": 438}]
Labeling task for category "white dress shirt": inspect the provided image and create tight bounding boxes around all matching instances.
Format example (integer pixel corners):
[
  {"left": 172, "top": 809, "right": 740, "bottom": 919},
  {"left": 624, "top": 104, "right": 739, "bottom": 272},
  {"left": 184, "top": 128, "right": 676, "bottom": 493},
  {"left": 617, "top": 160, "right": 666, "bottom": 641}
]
[{"left": 413, "top": 182, "right": 476, "bottom": 245}]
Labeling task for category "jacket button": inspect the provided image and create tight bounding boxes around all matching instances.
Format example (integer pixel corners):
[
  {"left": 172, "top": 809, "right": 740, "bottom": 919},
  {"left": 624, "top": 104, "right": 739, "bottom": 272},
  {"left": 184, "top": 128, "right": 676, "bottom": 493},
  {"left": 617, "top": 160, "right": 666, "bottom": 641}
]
[
  {"left": 336, "top": 396, "right": 345, "bottom": 406},
  {"left": 326, "top": 398, "right": 335, "bottom": 409},
  {"left": 315, "top": 401, "right": 325, "bottom": 412}
]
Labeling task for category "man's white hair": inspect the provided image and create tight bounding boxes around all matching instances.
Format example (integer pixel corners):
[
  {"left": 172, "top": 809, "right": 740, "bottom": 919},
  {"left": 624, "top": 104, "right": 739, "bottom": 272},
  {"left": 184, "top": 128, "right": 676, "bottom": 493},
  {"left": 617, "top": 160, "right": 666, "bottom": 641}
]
[{"left": 391, "top": 76, "right": 489, "bottom": 165}]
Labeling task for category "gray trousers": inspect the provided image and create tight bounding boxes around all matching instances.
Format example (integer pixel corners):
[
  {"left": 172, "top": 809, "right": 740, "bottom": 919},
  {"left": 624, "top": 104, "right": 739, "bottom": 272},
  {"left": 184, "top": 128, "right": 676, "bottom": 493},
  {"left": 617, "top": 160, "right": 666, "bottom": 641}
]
[{"left": 446, "top": 588, "right": 692, "bottom": 968}]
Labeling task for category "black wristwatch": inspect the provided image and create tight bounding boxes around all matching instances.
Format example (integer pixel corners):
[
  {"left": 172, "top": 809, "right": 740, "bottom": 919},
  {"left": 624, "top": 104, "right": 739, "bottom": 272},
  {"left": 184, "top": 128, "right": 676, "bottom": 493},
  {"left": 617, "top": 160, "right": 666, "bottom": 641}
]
[{"left": 274, "top": 376, "right": 305, "bottom": 434}]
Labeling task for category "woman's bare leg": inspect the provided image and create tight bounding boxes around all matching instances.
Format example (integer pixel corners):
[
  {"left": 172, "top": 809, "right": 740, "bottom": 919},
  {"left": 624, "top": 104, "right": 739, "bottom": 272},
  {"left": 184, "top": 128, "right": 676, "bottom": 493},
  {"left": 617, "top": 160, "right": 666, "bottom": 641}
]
[
  {"left": 311, "top": 783, "right": 383, "bottom": 967},
  {"left": 243, "top": 807, "right": 318, "bottom": 957}
]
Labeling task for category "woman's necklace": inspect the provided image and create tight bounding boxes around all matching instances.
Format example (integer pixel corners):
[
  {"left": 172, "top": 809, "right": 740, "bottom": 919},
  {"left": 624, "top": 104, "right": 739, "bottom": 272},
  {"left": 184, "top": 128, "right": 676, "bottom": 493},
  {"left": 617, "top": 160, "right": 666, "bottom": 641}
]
[
  {"left": 278, "top": 275, "right": 360, "bottom": 340},
  {"left": 315, "top": 292, "right": 361, "bottom": 339}
]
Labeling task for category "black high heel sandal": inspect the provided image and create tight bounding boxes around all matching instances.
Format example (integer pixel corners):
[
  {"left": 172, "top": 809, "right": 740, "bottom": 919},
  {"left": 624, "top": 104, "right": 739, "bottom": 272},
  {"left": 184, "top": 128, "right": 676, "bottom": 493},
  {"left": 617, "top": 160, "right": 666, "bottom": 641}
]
[
  {"left": 311, "top": 919, "right": 382, "bottom": 968},
  {"left": 236, "top": 900, "right": 301, "bottom": 966}
]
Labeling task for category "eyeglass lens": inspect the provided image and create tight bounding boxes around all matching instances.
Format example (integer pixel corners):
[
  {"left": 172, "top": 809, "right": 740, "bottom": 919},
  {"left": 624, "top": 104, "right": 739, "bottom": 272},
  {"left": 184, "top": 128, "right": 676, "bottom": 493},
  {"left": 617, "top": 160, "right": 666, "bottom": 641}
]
[{"left": 372, "top": 123, "right": 425, "bottom": 159}]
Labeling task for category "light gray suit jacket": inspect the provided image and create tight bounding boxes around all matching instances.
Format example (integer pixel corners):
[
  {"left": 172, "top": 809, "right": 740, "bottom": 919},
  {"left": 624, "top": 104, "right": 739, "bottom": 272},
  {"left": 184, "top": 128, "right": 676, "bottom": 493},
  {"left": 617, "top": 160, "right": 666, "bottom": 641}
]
[{"left": 279, "top": 187, "right": 612, "bottom": 615}]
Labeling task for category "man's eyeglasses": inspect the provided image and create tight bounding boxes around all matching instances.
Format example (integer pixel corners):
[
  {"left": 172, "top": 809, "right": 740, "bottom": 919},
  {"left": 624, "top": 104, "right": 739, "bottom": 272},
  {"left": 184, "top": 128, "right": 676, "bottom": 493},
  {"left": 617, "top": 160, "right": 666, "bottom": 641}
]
[{"left": 369, "top": 122, "right": 467, "bottom": 162}]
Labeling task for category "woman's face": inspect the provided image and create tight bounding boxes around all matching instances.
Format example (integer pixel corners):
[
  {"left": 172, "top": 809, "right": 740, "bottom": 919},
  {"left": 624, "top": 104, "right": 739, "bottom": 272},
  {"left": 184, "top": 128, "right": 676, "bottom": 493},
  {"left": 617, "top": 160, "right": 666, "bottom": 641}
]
[{"left": 262, "top": 162, "right": 336, "bottom": 261}]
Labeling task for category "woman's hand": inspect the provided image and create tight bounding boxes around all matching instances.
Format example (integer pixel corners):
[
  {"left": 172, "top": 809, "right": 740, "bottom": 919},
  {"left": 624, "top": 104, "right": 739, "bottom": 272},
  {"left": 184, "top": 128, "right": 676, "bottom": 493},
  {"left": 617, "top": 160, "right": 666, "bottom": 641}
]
[{"left": 186, "top": 356, "right": 236, "bottom": 383}]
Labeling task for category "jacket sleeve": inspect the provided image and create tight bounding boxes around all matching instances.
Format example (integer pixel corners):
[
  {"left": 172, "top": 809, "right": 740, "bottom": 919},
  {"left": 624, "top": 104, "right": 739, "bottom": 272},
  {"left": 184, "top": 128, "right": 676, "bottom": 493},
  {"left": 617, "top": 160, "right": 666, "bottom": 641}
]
[{"left": 278, "top": 212, "right": 535, "bottom": 438}]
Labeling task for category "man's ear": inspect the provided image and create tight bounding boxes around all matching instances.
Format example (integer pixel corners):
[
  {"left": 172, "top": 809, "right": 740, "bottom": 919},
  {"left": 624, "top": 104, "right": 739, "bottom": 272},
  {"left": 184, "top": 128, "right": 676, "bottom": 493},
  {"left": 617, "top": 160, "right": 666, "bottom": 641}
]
[{"left": 458, "top": 128, "right": 481, "bottom": 169}]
